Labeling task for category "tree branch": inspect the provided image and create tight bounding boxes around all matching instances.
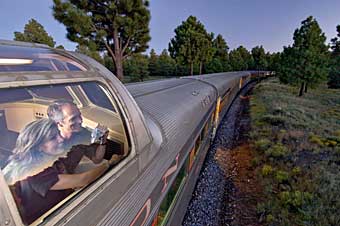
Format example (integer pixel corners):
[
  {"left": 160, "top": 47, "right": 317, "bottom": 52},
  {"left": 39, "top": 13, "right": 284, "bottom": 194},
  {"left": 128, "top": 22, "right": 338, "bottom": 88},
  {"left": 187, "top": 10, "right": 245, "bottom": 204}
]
[
  {"left": 89, "top": 22, "right": 115, "bottom": 61},
  {"left": 122, "top": 36, "right": 132, "bottom": 55},
  {"left": 104, "top": 39, "right": 116, "bottom": 61}
]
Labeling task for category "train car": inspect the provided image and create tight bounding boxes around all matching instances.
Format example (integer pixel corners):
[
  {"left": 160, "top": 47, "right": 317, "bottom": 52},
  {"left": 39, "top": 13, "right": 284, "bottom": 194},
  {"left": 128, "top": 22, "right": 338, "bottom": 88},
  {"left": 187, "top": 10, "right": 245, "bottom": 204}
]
[{"left": 0, "top": 40, "right": 264, "bottom": 226}]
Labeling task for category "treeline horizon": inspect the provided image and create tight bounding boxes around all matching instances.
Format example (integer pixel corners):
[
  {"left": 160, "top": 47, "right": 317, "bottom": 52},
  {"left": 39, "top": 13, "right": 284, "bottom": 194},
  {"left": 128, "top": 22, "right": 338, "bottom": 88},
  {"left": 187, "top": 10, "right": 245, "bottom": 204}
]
[
  {"left": 11, "top": 17, "right": 278, "bottom": 82},
  {"left": 10, "top": 0, "right": 339, "bottom": 91}
]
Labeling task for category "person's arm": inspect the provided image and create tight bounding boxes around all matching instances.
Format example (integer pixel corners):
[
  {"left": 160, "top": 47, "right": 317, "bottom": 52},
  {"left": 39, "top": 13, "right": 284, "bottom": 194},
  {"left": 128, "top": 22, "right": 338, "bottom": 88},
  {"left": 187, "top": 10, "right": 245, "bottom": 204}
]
[{"left": 50, "top": 162, "right": 109, "bottom": 190}]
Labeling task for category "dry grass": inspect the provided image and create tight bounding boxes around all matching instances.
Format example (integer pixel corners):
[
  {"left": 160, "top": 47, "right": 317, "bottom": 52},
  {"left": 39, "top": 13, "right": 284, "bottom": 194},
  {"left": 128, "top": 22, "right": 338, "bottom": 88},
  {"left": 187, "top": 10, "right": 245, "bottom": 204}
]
[{"left": 250, "top": 77, "right": 340, "bottom": 226}]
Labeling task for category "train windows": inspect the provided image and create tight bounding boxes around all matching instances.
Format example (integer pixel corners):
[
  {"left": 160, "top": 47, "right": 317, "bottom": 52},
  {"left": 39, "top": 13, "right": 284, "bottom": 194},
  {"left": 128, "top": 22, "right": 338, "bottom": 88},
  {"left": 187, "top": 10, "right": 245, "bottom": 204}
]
[
  {"left": 188, "top": 116, "right": 212, "bottom": 173},
  {"left": 0, "top": 45, "right": 87, "bottom": 72},
  {"left": 156, "top": 159, "right": 187, "bottom": 225},
  {"left": 188, "top": 147, "right": 196, "bottom": 171},
  {"left": 0, "top": 81, "right": 128, "bottom": 225},
  {"left": 203, "top": 120, "right": 210, "bottom": 139},
  {"left": 195, "top": 133, "right": 201, "bottom": 150},
  {"left": 81, "top": 83, "right": 116, "bottom": 113}
]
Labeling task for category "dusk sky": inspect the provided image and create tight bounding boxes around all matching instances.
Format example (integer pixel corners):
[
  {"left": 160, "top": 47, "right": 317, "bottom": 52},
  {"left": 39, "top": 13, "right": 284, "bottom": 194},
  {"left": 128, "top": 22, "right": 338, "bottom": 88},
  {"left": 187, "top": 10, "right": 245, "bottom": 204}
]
[{"left": 1, "top": 0, "right": 339, "bottom": 54}]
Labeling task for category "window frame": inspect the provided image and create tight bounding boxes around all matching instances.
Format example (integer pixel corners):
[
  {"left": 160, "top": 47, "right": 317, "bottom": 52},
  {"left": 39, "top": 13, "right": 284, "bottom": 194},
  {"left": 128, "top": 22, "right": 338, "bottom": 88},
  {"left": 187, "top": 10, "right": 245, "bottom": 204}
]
[
  {"left": 0, "top": 77, "right": 136, "bottom": 226},
  {"left": 156, "top": 157, "right": 189, "bottom": 226}
]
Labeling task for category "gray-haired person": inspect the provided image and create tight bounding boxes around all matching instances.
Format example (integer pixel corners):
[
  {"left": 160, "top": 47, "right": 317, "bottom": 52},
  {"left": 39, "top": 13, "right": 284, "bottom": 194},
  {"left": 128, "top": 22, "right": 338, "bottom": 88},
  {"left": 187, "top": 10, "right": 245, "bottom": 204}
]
[
  {"left": 47, "top": 99, "right": 108, "bottom": 158},
  {"left": 48, "top": 99, "right": 124, "bottom": 166},
  {"left": 48, "top": 99, "right": 103, "bottom": 146},
  {"left": 3, "top": 119, "right": 110, "bottom": 224}
]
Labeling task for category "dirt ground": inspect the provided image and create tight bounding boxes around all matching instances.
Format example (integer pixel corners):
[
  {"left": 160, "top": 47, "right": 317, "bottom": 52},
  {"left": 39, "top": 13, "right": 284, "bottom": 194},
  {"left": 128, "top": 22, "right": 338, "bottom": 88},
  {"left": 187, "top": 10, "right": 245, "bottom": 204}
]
[
  {"left": 216, "top": 144, "right": 264, "bottom": 226},
  {"left": 216, "top": 92, "right": 264, "bottom": 226}
]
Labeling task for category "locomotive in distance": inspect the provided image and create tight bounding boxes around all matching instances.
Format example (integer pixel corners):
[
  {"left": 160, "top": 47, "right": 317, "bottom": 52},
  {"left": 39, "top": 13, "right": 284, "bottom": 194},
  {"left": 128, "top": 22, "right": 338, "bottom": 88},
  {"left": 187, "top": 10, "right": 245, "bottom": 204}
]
[{"left": 0, "top": 40, "right": 269, "bottom": 226}]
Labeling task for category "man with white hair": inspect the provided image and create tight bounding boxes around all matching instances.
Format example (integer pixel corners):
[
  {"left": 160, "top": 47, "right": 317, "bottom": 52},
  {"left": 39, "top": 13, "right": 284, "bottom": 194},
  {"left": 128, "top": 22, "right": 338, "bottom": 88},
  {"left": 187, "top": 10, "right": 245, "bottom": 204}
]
[
  {"left": 49, "top": 98, "right": 124, "bottom": 160},
  {"left": 47, "top": 99, "right": 108, "bottom": 162}
]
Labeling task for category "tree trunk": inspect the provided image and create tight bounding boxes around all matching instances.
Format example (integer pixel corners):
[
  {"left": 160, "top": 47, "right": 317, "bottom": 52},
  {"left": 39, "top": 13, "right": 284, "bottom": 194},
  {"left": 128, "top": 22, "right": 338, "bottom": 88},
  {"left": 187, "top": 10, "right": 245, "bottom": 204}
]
[
  {"left": 114, "top": 55, "right": 123, "bottom": 81},
  {"left": 199, "top": 62, "right": 203, "bottom": 75},
  {"left": 190, "top": 62, "right": 194, "bottom": 75},
  {"left": 304, "top": 83, "right": 308, "bottom": 93},
  {"left": 113, "top": 28, "right": 124, "bottom": 81},
  {"left": 299, "top": 82, "right": 305, "bottom": 96}
]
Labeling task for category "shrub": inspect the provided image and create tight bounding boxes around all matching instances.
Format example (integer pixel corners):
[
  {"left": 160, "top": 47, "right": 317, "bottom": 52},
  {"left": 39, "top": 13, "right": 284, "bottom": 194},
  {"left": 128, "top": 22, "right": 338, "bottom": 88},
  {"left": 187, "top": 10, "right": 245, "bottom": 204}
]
[
  {"left": 291, "top": 167, "right": 301, "bottom": 176},
  {"left": 326, "top": 136, "right": 340, "bottom": 144},
  {"left": 258, "top": 127, "right": 272, "bottom": 137},
  {"left": 265, "top": 144, "right": 289, "bottom": 158},
  {"left": 279, "top": 191, "right": 313, "bottom": 212},
  {"left": 255, "top": 138, "right": 272, "bottom": 152},
  {"left": 335, "top": 146, "right": 340, "bottom": 155},
  {"left": 324, "top": 140, "right": 337, "bottom": 147},
  {"left": 266, "top": 214, "right": 274, "bottom": 223},
  {"left": 335, "top": 130, "right": 340, "bottom": 137},
  {"left": 308, "top": 134, "right": 325, "bottom": 146},
  {"left": 262, "top": 164, "right": 273, "bottom": 176},
  {"left": 275, "top": 170, "right": 290, "bottom": 184},
  {"left": 261, "top": 114, "right": 286, "bottom": 126}
]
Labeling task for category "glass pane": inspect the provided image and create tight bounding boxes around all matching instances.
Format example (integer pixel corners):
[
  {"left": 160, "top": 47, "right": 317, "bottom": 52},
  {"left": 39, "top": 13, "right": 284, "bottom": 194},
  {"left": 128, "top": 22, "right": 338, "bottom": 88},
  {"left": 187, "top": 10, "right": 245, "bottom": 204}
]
[
  {"left": 0, "top": 82, "right": 126, "bottom": 225},
  {"left": 30, "top": 86, "right": 73, "bottom": 100},
  {"left": 81, "top": 83, "right": 116, "bottom": 113},
  {"left": 0, "top": 45, "right": 87, "bottom": 72},
  {"left": 157, "top": 163, "right": 186, "bottom": 226}
]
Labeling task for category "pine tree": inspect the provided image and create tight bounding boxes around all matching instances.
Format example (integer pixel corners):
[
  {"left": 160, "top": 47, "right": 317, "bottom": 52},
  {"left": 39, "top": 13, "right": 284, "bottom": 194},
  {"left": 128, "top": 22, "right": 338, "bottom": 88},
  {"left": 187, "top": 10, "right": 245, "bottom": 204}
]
[
  {"left": 251, "top": 46, "right": 268, "bottom": 70},
  {"left": 14, "top": 19, "right": 55, "bottom": 47},
  {"left": 205, "top": 34, "right": 230, "bottom": 73},
  {"left": 148, "top": 49, "right": 158, "bottom": 76},
  {"left": 196, "top": 32, "right": 214, "bottom": 74},
  {"left": 229, "top": 48, "right": 246, "bottom": 71},
  {"left": 169, "top": 16, "right": 213, "bottom": 75},
  {"left": 238, "top": 46, "right": 254, "bottom": 69},
  {"left": 267, "top": 52, "right": 281, "bottom": 72},
  {"left": 278, "top": 16, "right": 329, "bottom": 96},
  {"left": 157, "top": 49, "right": 176, "bottom": 76},
  {"left": 53, "top": 0, "right": 151, "bottom": 80},
  {"left": 229, "top": 46, "right": 252, "bottom": 71},
  {"left": 328, "top": 25, "right": 340, "bottom": 88},
  {"left": 124, "top": 54, "right": 149, "bottom": 82},
  {"left": 213, "top": 34, "right": 229, "bottom": 62}
]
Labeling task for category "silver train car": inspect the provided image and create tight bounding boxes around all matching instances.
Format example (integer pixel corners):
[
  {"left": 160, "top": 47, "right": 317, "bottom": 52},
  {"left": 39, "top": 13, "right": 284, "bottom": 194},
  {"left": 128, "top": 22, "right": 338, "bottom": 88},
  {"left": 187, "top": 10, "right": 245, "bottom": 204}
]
[{"left": 0, "top": 40, "right": 265, "bottom": 226}]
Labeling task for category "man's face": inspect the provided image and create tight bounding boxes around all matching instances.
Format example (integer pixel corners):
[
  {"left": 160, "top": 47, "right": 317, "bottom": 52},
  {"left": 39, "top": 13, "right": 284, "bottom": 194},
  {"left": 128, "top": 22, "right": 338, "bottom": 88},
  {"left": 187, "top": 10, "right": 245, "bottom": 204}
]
[{"left": 59, "top": 104, "right": 83, "bottom": 139}]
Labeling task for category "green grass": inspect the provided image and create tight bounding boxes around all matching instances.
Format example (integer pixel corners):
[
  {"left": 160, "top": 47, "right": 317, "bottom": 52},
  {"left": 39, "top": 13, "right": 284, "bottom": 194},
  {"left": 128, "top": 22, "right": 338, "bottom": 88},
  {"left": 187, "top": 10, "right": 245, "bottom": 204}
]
[{"left": 251, "top": 77, "right": 340, "bottom": 226}]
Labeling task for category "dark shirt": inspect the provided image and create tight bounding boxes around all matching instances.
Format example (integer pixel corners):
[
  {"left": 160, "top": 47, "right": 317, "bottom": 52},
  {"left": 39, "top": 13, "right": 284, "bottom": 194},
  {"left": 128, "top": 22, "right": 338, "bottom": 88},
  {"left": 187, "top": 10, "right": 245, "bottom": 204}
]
[{"left": 11, "top": 144, "right": 97, "bottom": 225}]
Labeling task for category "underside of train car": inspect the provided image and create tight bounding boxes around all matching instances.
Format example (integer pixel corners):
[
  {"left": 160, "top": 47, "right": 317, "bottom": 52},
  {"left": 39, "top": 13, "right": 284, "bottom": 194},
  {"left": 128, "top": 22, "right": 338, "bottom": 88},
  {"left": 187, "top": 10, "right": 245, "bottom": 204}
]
[{"left": 0, "top": 40, "right": 265, "bottom": 226}]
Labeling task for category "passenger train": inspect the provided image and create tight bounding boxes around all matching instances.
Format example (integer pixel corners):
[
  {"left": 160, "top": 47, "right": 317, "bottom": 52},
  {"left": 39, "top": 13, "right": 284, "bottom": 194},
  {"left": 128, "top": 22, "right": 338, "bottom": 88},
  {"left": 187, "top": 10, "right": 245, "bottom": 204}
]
[{"left": 0, "top": 40, "right": 268, "bottom": 226}]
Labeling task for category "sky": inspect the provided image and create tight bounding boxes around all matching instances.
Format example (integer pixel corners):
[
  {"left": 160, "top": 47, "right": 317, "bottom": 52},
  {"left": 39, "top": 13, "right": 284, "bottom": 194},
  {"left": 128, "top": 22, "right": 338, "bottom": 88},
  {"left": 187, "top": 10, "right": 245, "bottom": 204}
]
[{"left": 0, "top": 0, "right": 339, "bottom": 54}]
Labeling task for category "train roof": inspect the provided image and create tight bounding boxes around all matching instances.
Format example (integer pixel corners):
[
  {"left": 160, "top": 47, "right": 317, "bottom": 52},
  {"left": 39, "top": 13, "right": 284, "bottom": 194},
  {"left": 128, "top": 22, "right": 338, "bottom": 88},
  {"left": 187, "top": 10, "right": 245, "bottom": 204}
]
[
  {"left": 183, "top": 71, "right": 252, "bottom": 96},
  {"left": 127, "top": 77, "right": 216, "bottom": 154},
  {"left": 126, "top": 78, "right": 194, "bottom": 98}
]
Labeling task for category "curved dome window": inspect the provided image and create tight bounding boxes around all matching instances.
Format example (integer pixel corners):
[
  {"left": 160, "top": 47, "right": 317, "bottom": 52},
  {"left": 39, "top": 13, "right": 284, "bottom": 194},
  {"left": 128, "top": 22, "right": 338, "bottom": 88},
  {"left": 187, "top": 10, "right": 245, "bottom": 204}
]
[{"left": 0, "top": 45, "right": 87, "bottom": 72}]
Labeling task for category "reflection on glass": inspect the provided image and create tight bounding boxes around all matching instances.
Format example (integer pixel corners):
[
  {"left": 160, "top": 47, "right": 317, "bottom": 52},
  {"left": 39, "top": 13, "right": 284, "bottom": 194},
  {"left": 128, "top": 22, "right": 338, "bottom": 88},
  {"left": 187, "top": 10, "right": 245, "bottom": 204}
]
[
  {"left": 0, "top": 82, "right": 126, "bottom": 225},
  {"left": 0, "top": 45, "right": 87, "bottom": 72}
]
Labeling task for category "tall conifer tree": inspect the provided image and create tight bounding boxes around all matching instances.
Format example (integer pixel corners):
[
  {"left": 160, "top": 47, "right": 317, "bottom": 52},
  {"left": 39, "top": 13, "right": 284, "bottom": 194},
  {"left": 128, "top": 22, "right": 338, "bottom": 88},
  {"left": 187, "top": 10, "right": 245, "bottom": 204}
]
[
  {"left": 53, "top": 0, "right": 151, "bottom": 80},
  {"left": 169, "top": 16, "right": 213, "bottom": 75},
  {"left": 328, "top": 25, "right": 340, "bottom": 88},
  {"left": 14, "top": 19, "right": 55, "bottom": 47},
  {"left": 278, "top": 16, "right": 329, "bottom": 96}
]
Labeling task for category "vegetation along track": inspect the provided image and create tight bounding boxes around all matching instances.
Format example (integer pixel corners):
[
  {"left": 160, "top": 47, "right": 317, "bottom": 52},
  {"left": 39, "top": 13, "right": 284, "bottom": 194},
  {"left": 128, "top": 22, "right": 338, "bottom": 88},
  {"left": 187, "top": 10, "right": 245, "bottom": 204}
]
[{"left": 184, "top": 77, "right": 340, "bottom": 226}]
